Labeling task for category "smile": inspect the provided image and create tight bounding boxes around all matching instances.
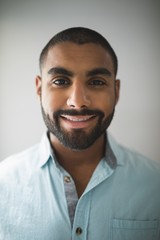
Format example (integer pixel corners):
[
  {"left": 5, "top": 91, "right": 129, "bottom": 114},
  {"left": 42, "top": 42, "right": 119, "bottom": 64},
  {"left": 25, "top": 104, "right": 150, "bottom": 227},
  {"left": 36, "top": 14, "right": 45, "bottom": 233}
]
[
  {"left": 60, "top": 115, "right": 97, "bottom": 129},
  {"left": 61, "top": 115, "right": 96, "bottom": 122}
]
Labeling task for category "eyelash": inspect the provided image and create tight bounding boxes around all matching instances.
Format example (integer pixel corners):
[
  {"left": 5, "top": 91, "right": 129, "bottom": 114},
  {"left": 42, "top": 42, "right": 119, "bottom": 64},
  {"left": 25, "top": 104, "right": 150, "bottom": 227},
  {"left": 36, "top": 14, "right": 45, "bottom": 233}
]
[
  {"left": 52, "top": 78, "right": 70, "bottom": 86},
  {"left": 89, "top": 79, "right": 106, "bottom": 86},
  {"left": 51, "top": 78, "right": 106, "bottom": 87}
]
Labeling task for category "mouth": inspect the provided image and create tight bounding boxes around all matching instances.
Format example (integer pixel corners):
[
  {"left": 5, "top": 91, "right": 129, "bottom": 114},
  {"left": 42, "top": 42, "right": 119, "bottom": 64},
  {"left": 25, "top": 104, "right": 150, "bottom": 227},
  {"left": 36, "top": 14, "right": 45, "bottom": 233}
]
[
  {"left": 61, "top": 115, "right": 96, "bottom": 122},
  {"left": 60, "top": 115, "right": 97, "bottom": 129}
]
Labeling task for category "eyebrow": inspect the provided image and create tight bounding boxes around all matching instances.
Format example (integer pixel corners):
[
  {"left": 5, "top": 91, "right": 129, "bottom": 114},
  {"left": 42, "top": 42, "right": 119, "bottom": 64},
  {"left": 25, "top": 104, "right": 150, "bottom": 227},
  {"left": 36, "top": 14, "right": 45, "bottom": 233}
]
[
  {"left": 86, "top": 68, "right": 112, "bottom": 77},
  {"left": 47, "top": 67, "right": 73, "bottom": 77},
  {"left": 47, "top": 67, "right": 112, "bottom": 77}
]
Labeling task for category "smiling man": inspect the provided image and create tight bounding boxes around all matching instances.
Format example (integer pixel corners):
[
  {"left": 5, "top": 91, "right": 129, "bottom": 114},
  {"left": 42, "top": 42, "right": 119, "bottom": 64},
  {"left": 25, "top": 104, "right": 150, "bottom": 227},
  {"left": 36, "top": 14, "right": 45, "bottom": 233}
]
[{"left": 0, "top": 27, "right": 160, "bottom": 240}]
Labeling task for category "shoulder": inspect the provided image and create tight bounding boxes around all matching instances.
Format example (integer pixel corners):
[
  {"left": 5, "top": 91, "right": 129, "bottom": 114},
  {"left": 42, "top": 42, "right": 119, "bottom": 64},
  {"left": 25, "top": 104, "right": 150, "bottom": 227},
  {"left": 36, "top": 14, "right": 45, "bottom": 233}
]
[
  {"left": 108, "top": 135, "right": 160, "bottom": 206},
  {"left": 0, "top": 144, "right": 39, "bottom": 181},
  {"left": 108, "top": 134, "right": 160, "bottom": 175},
  {"left": 121, "top": 144, "right": 160, "bottom": 171}
]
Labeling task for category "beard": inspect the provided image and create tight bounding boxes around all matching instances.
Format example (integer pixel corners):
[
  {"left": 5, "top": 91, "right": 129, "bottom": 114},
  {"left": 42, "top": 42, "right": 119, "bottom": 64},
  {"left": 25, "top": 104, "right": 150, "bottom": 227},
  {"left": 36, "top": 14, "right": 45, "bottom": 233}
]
[{"left": 41, "top": 105, "right": 115, "bottom": 151}]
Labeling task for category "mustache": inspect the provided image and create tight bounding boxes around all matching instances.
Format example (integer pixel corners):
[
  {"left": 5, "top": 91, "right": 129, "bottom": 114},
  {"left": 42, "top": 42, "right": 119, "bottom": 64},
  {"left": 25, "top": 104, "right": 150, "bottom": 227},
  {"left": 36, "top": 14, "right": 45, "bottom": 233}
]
[{"left": 53, "top": 109, "right": 104, "bottom": 118}]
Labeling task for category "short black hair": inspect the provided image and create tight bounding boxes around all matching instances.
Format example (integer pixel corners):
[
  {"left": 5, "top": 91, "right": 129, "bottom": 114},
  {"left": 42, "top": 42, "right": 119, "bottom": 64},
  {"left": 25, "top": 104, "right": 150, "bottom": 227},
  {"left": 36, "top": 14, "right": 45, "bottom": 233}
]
[{"left": 39, "top": 27, "right": 118, "bottom": 75}]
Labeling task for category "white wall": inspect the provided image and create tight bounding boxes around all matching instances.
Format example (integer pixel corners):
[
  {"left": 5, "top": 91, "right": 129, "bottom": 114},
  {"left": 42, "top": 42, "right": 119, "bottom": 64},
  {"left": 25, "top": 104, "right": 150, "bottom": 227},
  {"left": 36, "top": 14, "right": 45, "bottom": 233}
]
[{"left": 0, "top": 0, "right": 160, "bottom": 161}]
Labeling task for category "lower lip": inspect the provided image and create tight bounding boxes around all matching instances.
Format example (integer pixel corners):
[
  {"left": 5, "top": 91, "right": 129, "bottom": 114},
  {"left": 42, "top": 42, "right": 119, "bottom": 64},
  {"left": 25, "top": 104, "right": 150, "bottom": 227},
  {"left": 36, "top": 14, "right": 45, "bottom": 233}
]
[{"left": 60, "top": 116, "right": 96, "bottom": 129}]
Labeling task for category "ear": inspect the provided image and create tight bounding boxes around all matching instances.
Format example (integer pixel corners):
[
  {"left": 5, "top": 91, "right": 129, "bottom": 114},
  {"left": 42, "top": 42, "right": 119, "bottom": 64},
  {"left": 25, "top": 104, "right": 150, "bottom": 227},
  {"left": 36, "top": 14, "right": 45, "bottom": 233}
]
[
  {"left": 35, "top": 75, "right": 42, "bottom": 99},
  {"left": 115, "top": 79, "right": 120, "bottom": 105}
]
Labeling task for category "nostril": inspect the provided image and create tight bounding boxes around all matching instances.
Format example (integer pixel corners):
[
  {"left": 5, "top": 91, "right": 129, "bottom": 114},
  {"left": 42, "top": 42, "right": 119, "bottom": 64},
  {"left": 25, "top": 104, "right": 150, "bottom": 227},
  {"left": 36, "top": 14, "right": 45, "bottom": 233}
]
[
  {"left": 67, "top": 102, "right": 87, "bottom": 109},
  {"left": 66, "top": 96, "right": 90, "bottom": 108}
]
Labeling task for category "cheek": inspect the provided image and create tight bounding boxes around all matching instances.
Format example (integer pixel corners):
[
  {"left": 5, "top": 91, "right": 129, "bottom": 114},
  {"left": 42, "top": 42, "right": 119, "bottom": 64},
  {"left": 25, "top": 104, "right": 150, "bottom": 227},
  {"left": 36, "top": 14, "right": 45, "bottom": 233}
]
[
  {"left": 93, "top": 92, "right": 116, "bottom": 111},
  {"left": 41, "top": 90, "right": 66, "bottom": 114}
]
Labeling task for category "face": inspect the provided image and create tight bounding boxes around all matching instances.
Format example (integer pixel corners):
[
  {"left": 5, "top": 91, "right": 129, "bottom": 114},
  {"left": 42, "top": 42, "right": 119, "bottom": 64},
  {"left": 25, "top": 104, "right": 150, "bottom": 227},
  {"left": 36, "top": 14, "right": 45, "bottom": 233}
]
[{"left": 36, "top": 42, "right": 120, "bottom": 150}]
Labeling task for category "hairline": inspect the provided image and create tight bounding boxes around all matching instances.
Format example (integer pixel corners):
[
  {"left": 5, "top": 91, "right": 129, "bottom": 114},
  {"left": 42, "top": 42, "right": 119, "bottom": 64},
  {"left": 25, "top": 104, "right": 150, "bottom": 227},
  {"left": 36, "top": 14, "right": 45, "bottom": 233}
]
[
  {"left": 40, "top": 42, "right": 116, "bottom": 74},
  {"left": 39, "top": 27, "right": 118, "bottom": 76}
]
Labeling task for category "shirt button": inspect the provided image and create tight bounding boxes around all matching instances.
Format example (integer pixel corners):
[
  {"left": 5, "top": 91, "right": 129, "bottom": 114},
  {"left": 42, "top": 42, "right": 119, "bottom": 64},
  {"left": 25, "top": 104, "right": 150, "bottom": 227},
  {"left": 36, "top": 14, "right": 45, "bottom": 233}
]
[
  {"left": 76, "top": 227, "right": 83, "bottom": 235},
  {"left": 64, "top": 176, "right": 71, "bottom": 183}
]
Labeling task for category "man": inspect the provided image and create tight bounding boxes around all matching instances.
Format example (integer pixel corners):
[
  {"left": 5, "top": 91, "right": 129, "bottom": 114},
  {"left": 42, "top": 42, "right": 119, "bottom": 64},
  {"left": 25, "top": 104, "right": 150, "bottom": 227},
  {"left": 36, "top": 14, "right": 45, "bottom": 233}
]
[{"left": 0, "top": 27, "right": 160, "bottom": 240}]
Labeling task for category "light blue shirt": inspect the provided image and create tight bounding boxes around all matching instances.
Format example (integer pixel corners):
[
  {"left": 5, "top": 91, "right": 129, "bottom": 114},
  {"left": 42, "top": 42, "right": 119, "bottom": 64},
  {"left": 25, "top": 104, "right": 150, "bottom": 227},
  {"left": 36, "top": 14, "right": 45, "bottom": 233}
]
[{"left": 0, "top": 132, "right": 160, "bottom": 240}]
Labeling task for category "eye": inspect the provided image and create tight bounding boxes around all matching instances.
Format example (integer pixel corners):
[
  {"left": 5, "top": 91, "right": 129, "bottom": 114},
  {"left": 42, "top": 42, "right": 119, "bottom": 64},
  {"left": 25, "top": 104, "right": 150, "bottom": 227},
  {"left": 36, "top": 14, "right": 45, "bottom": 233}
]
[
  {"left": 89, "top": 79, "right": 106, "bottom": 86},
  {"left": 52, "top": 78, "right": 70, "bottom": 86}
]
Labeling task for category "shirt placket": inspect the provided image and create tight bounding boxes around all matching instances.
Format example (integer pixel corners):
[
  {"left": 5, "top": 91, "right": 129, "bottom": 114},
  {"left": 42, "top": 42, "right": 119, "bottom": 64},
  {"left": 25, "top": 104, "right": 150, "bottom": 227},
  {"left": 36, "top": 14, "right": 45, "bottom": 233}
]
[
  {"left": 71, "top": 192, "right": 91, "bottom": 240},
  {"left": 61, "top": 168, "right": 91, "bottom": 239},
  {"left": 63, "top": 172, "right": 78, "bottom": 227}
]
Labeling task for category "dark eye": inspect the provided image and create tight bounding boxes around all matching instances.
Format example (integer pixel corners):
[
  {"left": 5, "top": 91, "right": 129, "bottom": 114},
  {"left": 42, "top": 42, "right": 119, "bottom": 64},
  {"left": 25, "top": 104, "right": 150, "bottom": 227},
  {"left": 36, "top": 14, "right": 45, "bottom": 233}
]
[
  {"left": 89, "top": 79, "right": 106, "bottom": 86},
  {"left": 52, "top": 78, "right": 70, "bottom": 86}
]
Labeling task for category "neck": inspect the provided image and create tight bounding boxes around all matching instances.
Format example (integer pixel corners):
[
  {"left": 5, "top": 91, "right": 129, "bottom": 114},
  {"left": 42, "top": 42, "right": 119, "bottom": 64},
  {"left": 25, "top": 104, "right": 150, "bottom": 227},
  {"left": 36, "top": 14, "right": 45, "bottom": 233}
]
[
  {"left": 49, "top": 133, "right": 106, "bottom": 168},
  {"left": 49, "top": 133, "right": 106, "bottom": 197}
]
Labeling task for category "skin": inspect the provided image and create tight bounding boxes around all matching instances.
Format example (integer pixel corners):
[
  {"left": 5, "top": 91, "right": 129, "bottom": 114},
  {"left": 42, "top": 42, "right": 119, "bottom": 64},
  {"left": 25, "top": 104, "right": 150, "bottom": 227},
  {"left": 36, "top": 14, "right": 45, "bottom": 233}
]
[{"left": 36, "top": 42, "right": 120, "bottom": 197}]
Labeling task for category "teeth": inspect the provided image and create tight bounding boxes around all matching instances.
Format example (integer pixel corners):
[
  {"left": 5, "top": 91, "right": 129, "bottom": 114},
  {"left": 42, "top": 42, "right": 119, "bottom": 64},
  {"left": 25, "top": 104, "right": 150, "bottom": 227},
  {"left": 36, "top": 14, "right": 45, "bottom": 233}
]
[{"left": 61, "top": 115, "right": 94, "bottom": 122}]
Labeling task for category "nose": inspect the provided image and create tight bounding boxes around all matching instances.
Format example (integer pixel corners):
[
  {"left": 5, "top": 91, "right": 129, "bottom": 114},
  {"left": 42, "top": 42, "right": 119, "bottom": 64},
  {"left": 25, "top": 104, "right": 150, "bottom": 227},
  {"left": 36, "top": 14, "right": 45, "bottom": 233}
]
[{"left": 66, "top": 82, "right": 91, "bottom": 109}]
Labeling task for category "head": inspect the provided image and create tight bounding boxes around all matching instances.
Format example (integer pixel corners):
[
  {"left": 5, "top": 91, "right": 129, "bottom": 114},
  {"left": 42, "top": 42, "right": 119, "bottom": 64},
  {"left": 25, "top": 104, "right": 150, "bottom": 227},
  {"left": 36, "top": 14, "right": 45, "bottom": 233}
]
[{"left": 36, "top": 27, "right": 120, "bottom": 151}]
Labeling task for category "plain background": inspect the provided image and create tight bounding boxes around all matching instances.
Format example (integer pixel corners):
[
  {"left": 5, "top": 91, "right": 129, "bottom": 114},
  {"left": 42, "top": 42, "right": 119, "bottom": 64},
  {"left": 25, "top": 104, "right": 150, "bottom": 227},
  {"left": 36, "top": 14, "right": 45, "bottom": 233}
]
[{"left": 0, "top": 0, "right": 160, "bottom": 161}]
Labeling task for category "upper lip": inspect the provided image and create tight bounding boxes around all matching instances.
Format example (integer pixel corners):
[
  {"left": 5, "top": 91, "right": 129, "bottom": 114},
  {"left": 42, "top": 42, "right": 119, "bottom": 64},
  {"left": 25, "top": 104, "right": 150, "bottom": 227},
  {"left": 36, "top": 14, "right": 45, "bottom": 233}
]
[{"left": 61, "top": 115, "right": 96, "bottom": 122}]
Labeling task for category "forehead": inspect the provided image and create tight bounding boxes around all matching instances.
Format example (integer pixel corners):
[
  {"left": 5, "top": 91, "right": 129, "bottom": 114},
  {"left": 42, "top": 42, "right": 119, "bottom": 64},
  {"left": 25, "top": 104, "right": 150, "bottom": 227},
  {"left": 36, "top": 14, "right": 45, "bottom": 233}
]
[{"left": 43, "top": 42, "right": 114, "bottom": 73}]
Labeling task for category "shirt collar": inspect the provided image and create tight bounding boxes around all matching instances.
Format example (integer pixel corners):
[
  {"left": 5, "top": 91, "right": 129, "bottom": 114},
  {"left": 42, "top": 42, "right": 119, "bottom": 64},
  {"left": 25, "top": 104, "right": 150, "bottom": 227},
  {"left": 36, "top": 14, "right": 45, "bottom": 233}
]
[
  {"left": 37, "top": 132, "right": 53, "bottom": 168},
  {"left": 107, "top": 133, "right": 125, "bottom": 166},
  {"left": 38, "top": 131, "right": 124, "bottom": 168}
]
